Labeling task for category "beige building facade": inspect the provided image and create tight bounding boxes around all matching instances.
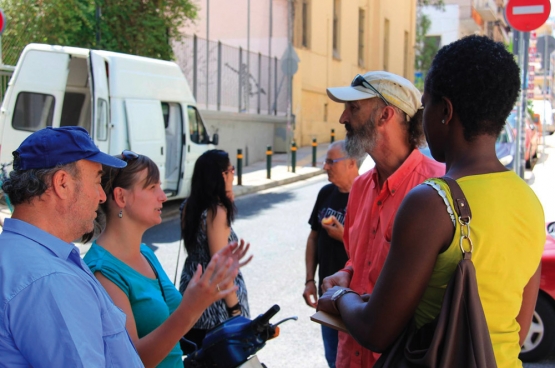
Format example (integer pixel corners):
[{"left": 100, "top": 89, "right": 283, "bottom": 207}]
[
  {"left": 177, "top": 0, "right": 417, "bottom": 148},
  {"left": 293, "top": 0, "right": 417, "bottom": 145}
]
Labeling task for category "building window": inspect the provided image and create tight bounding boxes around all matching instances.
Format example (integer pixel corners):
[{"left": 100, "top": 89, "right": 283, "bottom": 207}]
[
  {"left": 302, "top": 1, "right": 310, "bottom": 48},
  {"left": 333, "top": 0, "right": 341, "bottom": 59},
  {"left": 403, "top": 31, "right": 409, "bottom": 78},
  {"left": 324, "top": 103, "right": 328, "bottom": 122},
  {"left": 358, "top": 9, "right": 365, "bottom": 67},
  {"left": 294, "top": 0, "right": 311, "bottom": 49},
  {"left": 383, "top": 18, "right": 390, "bottom": 71}
]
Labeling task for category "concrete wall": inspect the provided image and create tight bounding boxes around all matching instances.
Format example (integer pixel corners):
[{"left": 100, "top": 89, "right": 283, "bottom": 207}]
[{"left": 200, "top": 110, "right": 287, "bottom": 165}]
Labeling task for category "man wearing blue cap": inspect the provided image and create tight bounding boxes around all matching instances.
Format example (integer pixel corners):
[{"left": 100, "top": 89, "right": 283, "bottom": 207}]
[{"left": 0, "top": 127, "right": 144, "bottom": 367}]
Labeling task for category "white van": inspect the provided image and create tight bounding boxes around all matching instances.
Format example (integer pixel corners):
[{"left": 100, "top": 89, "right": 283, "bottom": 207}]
[{"left": 0, "top": 44, "right": 218, "bottom": 199}]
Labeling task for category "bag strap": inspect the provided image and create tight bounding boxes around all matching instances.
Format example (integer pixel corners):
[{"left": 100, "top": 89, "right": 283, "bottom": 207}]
[
  {"left": 441, "top": 176, "right": 471, "bottom": 222},
  {"left": 441, "top": 176, "right": 473, "bottom": 256}
]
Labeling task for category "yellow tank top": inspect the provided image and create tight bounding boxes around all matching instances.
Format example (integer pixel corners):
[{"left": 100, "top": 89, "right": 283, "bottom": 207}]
[{"left": 415, "top": 172, "right": 545, "bottom": 368}]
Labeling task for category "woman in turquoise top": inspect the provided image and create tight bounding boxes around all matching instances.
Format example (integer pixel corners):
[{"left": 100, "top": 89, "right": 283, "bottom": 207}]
[{"left": 83, "top": 152, "right": 251, "bottom": 368}]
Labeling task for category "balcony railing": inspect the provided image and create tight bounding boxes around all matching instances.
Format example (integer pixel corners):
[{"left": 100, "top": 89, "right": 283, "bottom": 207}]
[{"left": 473, "top": 0, "right": 498, "bottom": 21}]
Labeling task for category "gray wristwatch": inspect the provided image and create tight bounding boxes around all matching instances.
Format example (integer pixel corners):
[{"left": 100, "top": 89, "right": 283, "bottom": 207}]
[{"left": 331, "top": 288, "right": 357, "bottom": 314}]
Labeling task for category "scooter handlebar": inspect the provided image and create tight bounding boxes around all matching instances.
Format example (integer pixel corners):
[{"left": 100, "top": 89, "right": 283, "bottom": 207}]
[{"left": 250, "top": 304, "right": 280, "bottom": 331}]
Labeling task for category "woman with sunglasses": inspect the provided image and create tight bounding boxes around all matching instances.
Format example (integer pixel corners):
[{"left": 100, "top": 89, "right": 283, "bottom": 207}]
[
  {"left": 179, "top": 149, "right": 251, "bottom": 349},
  {"left": 83, "top": 151, "right": 251, "bottom": 368}
]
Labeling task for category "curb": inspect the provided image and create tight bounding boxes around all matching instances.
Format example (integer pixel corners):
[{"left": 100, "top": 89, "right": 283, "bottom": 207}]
[
  {"left": 160, "top": 169, "right": 325, "bottom": 220},
  {"left": 233, "top": 169, "right": 325, "bottom": 198}
]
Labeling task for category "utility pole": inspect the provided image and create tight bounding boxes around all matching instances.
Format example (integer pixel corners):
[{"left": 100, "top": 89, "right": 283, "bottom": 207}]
[
  {"left": 246, "top": 0, "right": 251, "bottom": 113},
  {"left": 286, "top": 0, "right": 293, "bottom": 171},
  {"left": 268, "top": 0, "right": 273, "bottom": 115},
  {"left": 206, "top": 0, "right": 210, "bottom": 109},
  {"left": 95, "top": 4, "right": 101, "bottom": 47}
]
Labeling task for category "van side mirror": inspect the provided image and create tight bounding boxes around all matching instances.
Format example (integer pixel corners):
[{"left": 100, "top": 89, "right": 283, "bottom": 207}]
[{"left": 211, "top": 133, "right": 219, "bottom": 146}]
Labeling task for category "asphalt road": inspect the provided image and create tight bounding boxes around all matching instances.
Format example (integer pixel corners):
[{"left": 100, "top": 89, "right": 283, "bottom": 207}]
[{"left": 143, "top": 175, "right": 555, "bottom": 368}]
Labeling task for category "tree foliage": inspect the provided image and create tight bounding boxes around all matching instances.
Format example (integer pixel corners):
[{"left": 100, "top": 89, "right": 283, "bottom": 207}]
[
  {"left": 0, "top": 0, "right": 198, "bottom": 65},
  {"left": 414, "top": 0, "right": 444, "bottom": 90}
]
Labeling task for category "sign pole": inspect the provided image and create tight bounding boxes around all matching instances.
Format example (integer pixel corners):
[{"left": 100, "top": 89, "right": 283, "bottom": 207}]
[
  {"left": 521, "top": 32, "right": 530, "bottom": 178},
  {"left": 515, "top": 30, "right": 523, "bottom": 177},
  {"left": 0, "top": 9, "right": 5, "bottom": 65},
  {"left": 506, "top": 0, "right": 550, "bottom": 176},
  {"left": 543, "top": 32, "right": 547, "bottom": 157}
]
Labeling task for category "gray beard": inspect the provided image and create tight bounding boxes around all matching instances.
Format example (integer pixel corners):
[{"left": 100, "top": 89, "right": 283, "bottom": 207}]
[{"left": 345, "top": 116, "right": 377, "bottom": 158}]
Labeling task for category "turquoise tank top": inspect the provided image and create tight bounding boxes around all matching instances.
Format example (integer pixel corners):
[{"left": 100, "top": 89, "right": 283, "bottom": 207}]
[{"left": 84, "top": 242, "right": 183, "bottom": 368}]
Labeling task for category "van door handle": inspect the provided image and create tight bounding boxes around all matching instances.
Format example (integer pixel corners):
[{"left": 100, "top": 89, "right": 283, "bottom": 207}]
[
  {"left": 161, "top": 147, "right": 164, "bottom": 155},
  {"left": 188, "top": 145, "right": 190, "bottom": 152}
]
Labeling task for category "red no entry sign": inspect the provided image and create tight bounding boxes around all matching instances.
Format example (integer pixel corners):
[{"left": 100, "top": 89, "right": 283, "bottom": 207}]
[
  {"left": 506, "top": 0, "right": 551, "bottom": 32},
  {"left": 0, "top": 9, "right": 5, "bottom": 35}
]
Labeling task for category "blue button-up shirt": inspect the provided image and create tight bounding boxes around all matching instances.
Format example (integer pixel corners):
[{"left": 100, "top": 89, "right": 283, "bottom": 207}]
[{"left": 0, "top": 219, "right": 144, "bottom": 367}]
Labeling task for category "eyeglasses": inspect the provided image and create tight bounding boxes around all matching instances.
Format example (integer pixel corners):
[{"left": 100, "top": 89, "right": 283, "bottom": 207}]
[
  {"left": 323, "top": 157, "right": 347, "bottom": 166},
  {"left": 351, "top": 74, "right": 390, "bottom": 106},
  {"left": 223, "top": 165, "right": 235, "bottom": 174}
]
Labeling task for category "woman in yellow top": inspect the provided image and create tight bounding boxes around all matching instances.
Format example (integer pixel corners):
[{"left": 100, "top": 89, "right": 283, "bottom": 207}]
[{"left": 318, "top": 35, "right": 545, "bottom": 367}]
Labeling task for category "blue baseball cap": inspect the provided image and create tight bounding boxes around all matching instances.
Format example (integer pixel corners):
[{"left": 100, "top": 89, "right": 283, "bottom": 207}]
[{"left": 13, "top": 126, "right": 127, "bottom": 171}]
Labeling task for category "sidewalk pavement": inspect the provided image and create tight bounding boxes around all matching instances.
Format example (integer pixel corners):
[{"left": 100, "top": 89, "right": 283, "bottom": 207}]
[
  {"left": 233, "top": 144, "right": 328, "bottom": 196},
  {"left": 158, "top": 143, "right": 330, "bottom": 220}
]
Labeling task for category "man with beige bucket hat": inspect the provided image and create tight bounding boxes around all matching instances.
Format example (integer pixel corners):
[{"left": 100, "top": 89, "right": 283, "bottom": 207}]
[{"left": 320, "top": 71, "right": 444, "bottom": 368}]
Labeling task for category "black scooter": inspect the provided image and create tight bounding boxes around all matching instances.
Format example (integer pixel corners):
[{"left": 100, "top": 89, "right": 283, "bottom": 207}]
[{"left": 183, "top": 305, "right": 297, "bottom": 368}]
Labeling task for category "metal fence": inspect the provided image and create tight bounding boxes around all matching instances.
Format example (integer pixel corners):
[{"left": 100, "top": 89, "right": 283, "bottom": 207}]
[
  {"left": 173, "top": 35, "right": 288, "bottom": 115},
  {"left": 0, "top": 67, "right": 14, "bottom": 105}
]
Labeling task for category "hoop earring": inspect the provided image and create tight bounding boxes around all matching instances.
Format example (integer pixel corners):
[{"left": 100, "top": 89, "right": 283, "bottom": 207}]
[{"left": 118, "top": 210, "right": 123, "bottom": 219}]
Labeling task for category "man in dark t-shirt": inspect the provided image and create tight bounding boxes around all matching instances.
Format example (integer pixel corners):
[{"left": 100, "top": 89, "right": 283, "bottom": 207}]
[{"left": 303, "top": 140, "right": 361, "bottom": 368}]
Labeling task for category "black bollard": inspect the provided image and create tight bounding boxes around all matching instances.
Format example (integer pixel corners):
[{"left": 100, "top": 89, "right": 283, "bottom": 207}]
[
  {"left": 331, "top": 128, "right": 335, "bottom": 143},
  {"left": 312, "top": 138, "right": 317, "bottom": 167},
  {"left": 266, "top": 146, "right": 272, "bottom": 179},
  {"left": 291, "top": 142, "right": 297, "bottom": 173},
  {"left": 237, "top": 149, "right": 243, "bottom": 186}
]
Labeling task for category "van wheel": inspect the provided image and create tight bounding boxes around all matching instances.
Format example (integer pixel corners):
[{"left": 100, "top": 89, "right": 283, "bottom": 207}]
[{"left": 520, "top": 294, "right": 555, "bottom": 362}]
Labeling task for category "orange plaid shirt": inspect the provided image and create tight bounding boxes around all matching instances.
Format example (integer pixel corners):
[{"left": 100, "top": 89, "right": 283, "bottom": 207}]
[{"left": 336, "top": 149, "right": 444, "bottom": 368}]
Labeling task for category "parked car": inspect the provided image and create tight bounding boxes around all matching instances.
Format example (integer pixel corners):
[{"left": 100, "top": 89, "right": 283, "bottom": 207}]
[
  {"left": 507, "top": 110, "right": 539, "bottom": 169},
  {"left": 418, "top": 122, "right": 515, "bottom": 169},
  {"left": 532, "top": 99, "right": 555, "bottom": 135},
  {"left": 520, "top": 222, "right": 555, "bottom": 362}
]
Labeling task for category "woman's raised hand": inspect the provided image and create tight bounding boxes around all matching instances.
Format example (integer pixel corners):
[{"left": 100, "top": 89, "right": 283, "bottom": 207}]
[
  {"left": 218, "top": 239, "right": 253, "bottom": 269},
  {"left": 179, "top": 240, "right": 251, "bottom": 318},
  {"left": 179, "top": 254, "right": 239, "bottom": 315}
]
